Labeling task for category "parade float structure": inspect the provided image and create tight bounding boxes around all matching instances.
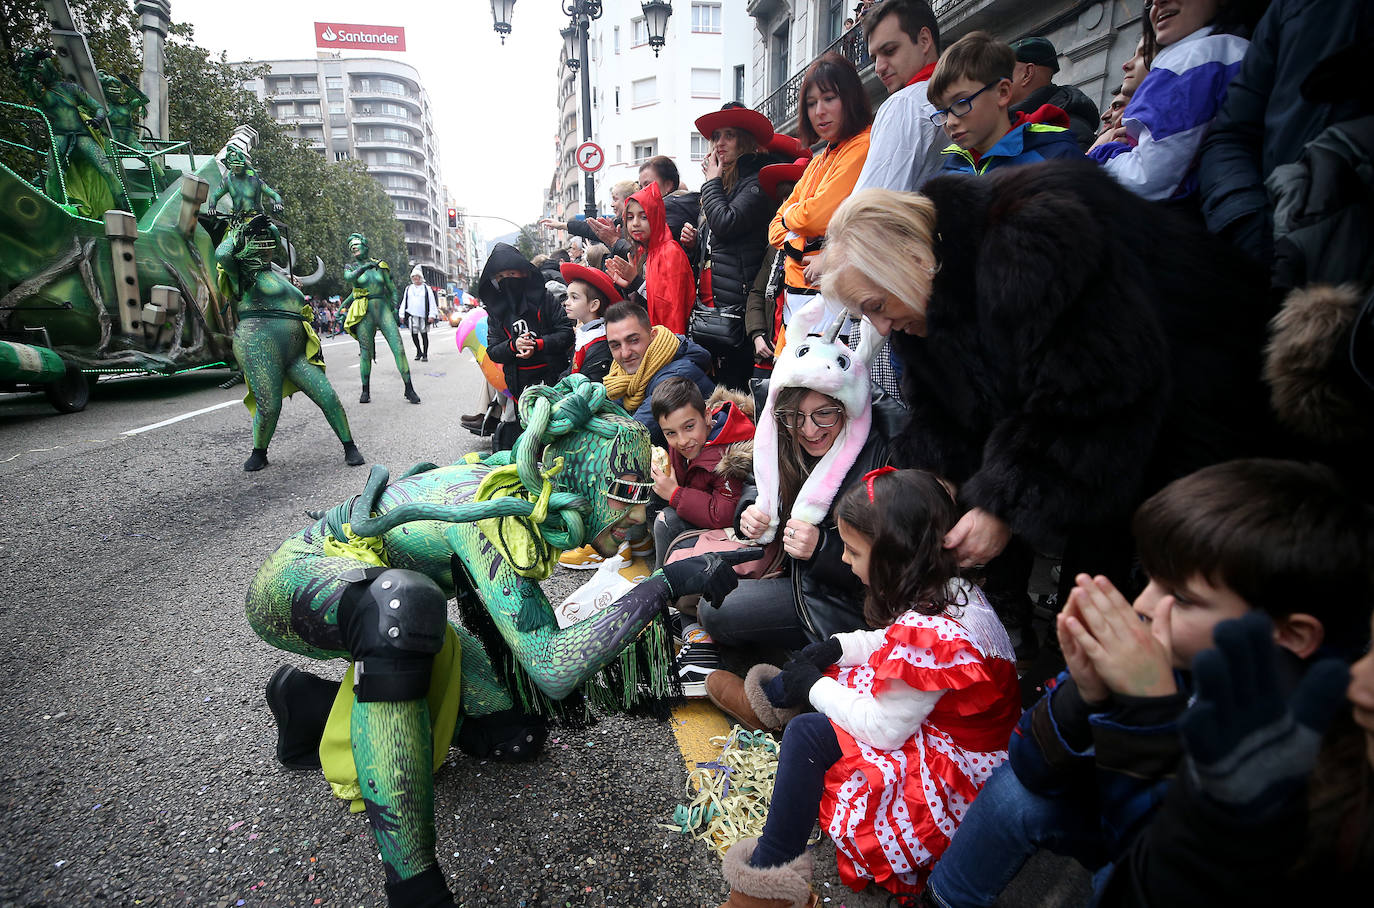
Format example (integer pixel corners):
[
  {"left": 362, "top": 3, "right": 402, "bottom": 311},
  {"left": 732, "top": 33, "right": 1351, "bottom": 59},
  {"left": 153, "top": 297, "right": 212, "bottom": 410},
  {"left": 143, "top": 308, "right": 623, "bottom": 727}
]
[{"left": 0, "top": 0, "right": 317, "bottom": 412}]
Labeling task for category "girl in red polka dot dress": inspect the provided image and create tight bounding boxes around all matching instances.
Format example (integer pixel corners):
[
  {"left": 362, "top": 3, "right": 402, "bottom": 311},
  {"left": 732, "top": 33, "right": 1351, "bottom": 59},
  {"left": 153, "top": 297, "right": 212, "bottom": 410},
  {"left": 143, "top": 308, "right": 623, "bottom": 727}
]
[{"left": 717, "top": 469, "right": 1022, "bottom": 906}]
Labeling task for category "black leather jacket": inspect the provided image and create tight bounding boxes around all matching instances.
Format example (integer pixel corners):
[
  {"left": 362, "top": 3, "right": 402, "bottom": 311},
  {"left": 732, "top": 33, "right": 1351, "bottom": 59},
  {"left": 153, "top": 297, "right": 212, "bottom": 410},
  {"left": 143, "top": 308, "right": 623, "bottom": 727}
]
[{"left": 699, "top": 153, "right": 775, "bottom": 316}]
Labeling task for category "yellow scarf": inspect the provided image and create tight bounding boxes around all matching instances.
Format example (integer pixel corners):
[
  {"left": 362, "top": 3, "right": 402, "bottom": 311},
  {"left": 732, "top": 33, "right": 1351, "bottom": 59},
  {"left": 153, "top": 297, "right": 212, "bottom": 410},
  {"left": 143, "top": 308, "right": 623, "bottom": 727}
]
[{"left": 602, "top": 324, "right": 680, "bottom": 412}]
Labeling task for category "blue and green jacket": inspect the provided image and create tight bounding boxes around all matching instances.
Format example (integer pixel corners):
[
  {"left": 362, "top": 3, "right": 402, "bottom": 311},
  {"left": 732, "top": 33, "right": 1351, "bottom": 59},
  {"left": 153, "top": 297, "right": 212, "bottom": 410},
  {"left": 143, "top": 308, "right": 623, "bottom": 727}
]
[{"left": 939, "top": 104, "right": 1083, "bottom": 175}]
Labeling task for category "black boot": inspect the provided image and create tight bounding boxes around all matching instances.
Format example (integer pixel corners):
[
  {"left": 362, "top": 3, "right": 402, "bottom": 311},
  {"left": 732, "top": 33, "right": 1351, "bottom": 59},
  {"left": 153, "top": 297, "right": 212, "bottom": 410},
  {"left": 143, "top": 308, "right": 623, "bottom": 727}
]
[
  {"left": 342, "top": 441, "right": 365, "bottom": 466},
  {"left": 404, "top": 378, "right": 421, "bottom": 404},
  {"left": 384, "top": 865, "right": 456, "bottom": 908},
  {"left": 264, "top": 665, "right": 340, "bottom": 770},
  {"left": 243, "top": 448, "right": 269, "bottom": 472},
  {"left": 359, "top": 382, "right": 370, "bottom": 404},
  {"left": 454, "top": 707, "right": 548, "bottom": 762}
]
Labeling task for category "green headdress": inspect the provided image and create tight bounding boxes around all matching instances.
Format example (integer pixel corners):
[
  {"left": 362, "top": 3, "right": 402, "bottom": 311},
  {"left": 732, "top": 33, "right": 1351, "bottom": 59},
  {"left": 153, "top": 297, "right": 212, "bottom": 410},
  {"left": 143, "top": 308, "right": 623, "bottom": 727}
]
[{"left": 347, "top": 232, "right": 369, "bottom": 256}]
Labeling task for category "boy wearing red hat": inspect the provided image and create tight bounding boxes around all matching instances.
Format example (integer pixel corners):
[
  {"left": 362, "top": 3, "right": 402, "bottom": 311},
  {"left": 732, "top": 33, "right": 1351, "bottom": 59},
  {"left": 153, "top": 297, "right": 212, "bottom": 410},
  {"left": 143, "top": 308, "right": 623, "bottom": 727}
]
[{"left": 558, "top": 262, "right": 620, "bottom": 383}]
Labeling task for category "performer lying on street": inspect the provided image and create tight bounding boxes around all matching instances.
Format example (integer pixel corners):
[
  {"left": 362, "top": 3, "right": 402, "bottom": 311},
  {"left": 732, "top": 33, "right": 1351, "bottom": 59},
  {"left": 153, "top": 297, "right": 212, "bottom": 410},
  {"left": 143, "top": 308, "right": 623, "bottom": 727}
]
[{"left": 246, "top": 375, "right": 756, "bottom": 907}]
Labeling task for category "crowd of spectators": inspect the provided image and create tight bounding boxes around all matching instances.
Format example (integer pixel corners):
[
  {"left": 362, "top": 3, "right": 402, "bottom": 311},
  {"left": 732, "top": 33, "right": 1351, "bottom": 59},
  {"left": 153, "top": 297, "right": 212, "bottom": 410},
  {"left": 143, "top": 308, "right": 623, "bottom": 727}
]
[{"left": 462, "top": 1, "right": 1373, "bottom": 904}]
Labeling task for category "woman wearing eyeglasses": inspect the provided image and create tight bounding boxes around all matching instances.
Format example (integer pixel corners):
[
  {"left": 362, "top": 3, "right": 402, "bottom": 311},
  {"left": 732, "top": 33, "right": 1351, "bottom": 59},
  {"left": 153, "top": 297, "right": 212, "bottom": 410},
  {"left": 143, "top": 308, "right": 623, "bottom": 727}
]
[{"left": 696, "top": 301, "right": 897, "bottom": 655}]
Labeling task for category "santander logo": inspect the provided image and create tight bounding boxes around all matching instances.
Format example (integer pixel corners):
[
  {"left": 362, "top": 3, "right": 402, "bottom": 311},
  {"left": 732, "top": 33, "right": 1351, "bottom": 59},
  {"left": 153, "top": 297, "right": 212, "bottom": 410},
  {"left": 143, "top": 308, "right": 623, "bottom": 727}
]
[{"left": 315, "top": 22, "right": 406, "bottom": 52}]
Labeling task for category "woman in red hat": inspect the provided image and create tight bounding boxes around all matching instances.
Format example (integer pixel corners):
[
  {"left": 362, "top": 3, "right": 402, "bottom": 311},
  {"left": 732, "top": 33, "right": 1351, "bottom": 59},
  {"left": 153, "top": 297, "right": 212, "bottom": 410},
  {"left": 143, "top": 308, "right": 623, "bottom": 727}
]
[
  {"left": 558, "top": 261, "right": 620, "bottom": 383},
  {"left": 685, "top": 102, "right": 781, "bottom": 391},
  {"left": 767, "top": 53, "right": 873, "bottom": 346}
]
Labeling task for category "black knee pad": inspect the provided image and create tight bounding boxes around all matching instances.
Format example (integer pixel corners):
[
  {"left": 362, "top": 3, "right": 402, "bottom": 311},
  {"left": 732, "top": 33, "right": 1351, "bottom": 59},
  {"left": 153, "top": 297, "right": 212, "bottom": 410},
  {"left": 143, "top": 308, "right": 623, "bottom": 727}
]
[{"left": 337, "top": 567, "right": 447, "bottom": 702}]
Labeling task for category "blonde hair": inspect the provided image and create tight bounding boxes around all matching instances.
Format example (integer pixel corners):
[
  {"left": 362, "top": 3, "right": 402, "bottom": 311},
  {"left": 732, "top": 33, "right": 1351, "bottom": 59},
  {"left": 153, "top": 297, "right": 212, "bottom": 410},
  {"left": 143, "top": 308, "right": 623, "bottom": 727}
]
[
  {"left": 820, "top": 188, "right": 939, "bottom": 317},
  {"left": 585, "top": 242, "right": 610, "bottom": 270},
  {"left": 611, "top": 180, "right": 640, "bottom": 203}
]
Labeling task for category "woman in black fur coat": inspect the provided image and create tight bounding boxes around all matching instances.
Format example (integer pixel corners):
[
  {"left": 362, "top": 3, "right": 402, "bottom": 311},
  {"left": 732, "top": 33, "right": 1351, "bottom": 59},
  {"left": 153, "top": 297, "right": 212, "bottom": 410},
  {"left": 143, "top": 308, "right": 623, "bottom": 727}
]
[{"left": 821, "top": 160, "right": 1275, "bottom": 602}]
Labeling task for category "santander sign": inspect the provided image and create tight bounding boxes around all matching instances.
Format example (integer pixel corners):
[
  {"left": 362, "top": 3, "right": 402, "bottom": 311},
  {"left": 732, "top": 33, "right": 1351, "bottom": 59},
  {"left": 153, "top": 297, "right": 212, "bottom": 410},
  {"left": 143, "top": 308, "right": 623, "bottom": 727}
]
[{"left": 315, "top": 22, "right": 407, "bottom": 52}]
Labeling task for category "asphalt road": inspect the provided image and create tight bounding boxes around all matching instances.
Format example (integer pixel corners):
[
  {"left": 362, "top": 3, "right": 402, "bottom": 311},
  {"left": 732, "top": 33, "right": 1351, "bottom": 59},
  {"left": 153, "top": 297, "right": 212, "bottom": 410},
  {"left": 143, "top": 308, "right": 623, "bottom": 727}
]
[{"left": 0, "top": 327, "right": 1087, "bottom": 907}]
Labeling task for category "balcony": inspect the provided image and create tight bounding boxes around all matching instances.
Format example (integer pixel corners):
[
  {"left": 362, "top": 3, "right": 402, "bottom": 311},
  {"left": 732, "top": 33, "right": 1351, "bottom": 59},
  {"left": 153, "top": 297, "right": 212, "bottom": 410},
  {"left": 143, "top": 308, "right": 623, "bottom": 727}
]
[
  {"left": 367, "top": 161, "right": 425, "bottom": 178},
  {"left": 354, "top": 136, "right": 420, "bottom": 152},
  {"left": 386, "top": 186, "right": 429, "bottom": 203},
  {"left": 348, "top": 88, "right": 422, "bottom": 110},
  {"left": 759, "top": 22, "right": 875, "bottom": 132},
  {"left": 278, "top": 113, "right": 323, "bottom": 125},
  {"left": 351, "top": 110, "right": 421, "bottom": 129}
]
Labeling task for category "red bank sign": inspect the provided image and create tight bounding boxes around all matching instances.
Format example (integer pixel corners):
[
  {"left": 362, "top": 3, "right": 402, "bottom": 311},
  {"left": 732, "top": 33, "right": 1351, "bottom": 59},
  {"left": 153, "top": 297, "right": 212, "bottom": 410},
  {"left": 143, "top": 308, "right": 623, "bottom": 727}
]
[{"left": 315, "top": 22, "right": 407, "bottom": 52}]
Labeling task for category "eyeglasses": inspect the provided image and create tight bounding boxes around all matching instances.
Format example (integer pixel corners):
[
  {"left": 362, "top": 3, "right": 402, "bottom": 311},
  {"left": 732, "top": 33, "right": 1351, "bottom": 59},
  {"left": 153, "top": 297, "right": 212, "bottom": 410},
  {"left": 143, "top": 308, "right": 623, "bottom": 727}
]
[
  {"left": 774, "top": 407, "right": 844, "bottom": 430},
  {"left": 929, "top": 80, "right": 1006, "bottom": 127},
  {"left": 607, "top": 475, "right": 653, "bottom": 506}
]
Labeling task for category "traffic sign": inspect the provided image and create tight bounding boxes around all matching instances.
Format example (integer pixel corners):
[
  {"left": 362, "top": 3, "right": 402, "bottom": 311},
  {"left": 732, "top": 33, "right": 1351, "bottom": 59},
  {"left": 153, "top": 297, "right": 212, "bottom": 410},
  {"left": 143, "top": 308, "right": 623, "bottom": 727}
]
[{"left": 576, "top": 141, "right": 605, "bottom": 173}]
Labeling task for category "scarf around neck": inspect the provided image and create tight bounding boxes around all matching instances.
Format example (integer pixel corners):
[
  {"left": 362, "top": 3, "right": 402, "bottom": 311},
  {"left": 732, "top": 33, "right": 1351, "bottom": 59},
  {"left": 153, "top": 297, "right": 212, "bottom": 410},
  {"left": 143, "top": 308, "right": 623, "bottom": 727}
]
[{"left": 602, "top": 324, "right": 680, "bottom": 412}]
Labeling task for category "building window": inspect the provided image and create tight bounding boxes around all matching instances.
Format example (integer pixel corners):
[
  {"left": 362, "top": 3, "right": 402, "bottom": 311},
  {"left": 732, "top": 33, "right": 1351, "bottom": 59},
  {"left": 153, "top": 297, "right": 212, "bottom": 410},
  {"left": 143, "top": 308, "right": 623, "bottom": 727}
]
[
  {"left": 771, "top": 23, "right": 790, "bottom": 91},
  {"left": 632, "top": 17, "right": 648, "bottom": 46},
  {"left": 615, "top": 86, "right": 621, "bottom": 113},
  {"left": 300, "top": 103, "right": 321, "bottom": 117},
  {"left": 326, "top": 76, "right": 343, "bottom": 90},
  {"left": 329, "top": 102, "right": 345, "bottom": 114},
  {"left": 331, "top": 127, "right": 349, "bottom": 139},
  {"left": 631, "top": 77, "right": 657, "bottom": 107},
  {"left": 691, "top": 2, "right": 722, "bottom": 33},
  {"left": 335, "top": 150, "right": 350, "bottom": 161},
  {"left": 690, "top": 133, "right": 710, "bottom": 161},
  {"left": 632, "top": 140, "right": 657, "bottom": 164},
  {"left": 733, "top": 64, "right": 746, "bottom": 102},
  {"left": 824, "top": 0, "right": 846, "bottom": 46},
  {"left": 614, "top": 25, "right": 620, "bottom": 53},
  {"left": 615, "top": 144, "right": 623, "bottom": 163},
  {"left": 299, "top": 79, "right": 318, "bottom": 93},
  {"left": 691, "top": 68, "right": 721, "bottom": 99}
]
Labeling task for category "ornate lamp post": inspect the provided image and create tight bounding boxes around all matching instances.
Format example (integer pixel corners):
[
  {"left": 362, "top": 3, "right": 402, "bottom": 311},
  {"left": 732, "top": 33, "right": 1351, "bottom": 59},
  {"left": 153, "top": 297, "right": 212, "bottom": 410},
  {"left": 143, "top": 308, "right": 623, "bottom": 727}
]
[{"left": 492, "top": 0, "right": 673, "bottom": 220}]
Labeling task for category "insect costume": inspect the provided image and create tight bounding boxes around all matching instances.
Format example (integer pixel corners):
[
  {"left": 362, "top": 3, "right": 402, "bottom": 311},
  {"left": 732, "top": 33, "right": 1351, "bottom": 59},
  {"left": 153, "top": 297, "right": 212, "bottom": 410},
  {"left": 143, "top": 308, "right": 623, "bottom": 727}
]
[
  {"left": 227, "top": 215, "right": 364, "bottom": 472},
  {"left": 341, "top": 232, "right": 420, "bottom": 405},
  {"left": 246, "top": 376, "right": 694, "bottom": 906}
]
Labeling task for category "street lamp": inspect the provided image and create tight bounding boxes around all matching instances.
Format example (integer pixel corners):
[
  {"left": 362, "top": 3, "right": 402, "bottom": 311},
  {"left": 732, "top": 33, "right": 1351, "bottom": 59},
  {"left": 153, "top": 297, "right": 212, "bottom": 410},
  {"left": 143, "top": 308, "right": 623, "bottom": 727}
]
[
  {"left": 561, "top": 23, "right": 580, "bottom": 72},
  {"left": 490, "top": 0, "right": 515, "bottom": 44},
  {"left": 640, "top": 1, "right": 673, "bottom": 57},
  {"left": 492, "top": 0, "right": 672, "bottom": 220}
]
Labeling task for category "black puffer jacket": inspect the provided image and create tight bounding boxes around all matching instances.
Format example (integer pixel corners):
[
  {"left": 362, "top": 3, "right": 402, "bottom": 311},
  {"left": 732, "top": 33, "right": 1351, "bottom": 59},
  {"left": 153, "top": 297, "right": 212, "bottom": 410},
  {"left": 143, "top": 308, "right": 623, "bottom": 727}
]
[
  {"left": 479, "top": 243, "right": 574, "bottom": 396},
  {"left": 699, "top": 152, "right": 776, "bottom": 316},
  {"left": 1011, "top": 83, "right": 1101, "bottom": 152},
  {"left": 735, "top": 397, "right": 903, "bottom": 642}
]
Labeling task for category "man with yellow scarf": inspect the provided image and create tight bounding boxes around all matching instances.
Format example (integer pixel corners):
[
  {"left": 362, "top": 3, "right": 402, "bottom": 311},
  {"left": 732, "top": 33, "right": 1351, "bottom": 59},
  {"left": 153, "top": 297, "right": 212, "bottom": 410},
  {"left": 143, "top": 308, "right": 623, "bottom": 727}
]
[{"left": 559, "top": 300, "right": 714, "bottom": 572}]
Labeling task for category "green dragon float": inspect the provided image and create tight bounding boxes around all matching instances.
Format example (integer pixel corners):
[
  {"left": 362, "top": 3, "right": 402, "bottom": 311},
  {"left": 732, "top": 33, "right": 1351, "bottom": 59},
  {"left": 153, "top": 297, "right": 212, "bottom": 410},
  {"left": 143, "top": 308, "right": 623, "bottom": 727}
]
[
  {"left": 0, "top": 3, "right": 320, "bottom": 413},
  {"left": 247, "top": 375, "right": 755, "bottom": 906}
]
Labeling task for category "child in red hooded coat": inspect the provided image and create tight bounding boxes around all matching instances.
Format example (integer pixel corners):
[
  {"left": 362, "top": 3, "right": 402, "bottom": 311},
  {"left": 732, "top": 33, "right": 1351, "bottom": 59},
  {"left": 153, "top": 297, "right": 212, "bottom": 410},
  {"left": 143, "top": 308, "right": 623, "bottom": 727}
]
[{"left": 611, "top": 181, "right": 696, "bottom": 335}]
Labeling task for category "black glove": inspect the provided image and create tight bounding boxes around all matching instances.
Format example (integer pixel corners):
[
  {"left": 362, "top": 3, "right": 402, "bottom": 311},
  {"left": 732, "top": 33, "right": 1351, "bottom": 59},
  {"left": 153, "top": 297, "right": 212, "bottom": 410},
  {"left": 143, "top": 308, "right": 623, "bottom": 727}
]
[
  {"left": 794, "top": 637, "right": 842, "bottom": 670},
  {"left": 771, "top": 659, "right": 825, "bottom": 708},
  {"left": 660, "top": 547, "right": 763, "bottom": 604},
  {"left": 1179, "top": 612, "right": 1349, "bottom": 811}
]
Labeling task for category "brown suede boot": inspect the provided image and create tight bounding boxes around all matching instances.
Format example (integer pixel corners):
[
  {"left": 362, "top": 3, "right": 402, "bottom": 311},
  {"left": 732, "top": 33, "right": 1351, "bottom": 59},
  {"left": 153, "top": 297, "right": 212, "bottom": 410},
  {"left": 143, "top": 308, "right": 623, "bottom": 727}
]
[
  {"left": 706, "top": 664, "right": 802, "bottom": 732},
  {"left": 718, "top": 837, "right": 820, "bottom": 908}
]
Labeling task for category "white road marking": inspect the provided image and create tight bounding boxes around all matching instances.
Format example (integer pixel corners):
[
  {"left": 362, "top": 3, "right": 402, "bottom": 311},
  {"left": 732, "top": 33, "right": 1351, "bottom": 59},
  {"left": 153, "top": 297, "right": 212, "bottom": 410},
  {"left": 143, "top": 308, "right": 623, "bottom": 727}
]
[{"left": 121, "top": 399, "right": 239, "bottom": 436}]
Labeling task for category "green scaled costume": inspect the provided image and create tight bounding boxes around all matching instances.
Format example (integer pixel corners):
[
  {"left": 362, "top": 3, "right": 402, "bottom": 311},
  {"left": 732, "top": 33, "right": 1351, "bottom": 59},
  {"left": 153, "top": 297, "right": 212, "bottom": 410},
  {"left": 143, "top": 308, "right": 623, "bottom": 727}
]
[
  {"left": 246, "top": 376, "right": 691, "bottom": 906},
  {"left": 208, "top": 145, "right": 282, "bottom": 299},
  {"left": 97, "top": 70, "right": 165, "bottom": 186},
  {"left": 15, "top": 47, "right": 126, "bottom": 218},
  {"left": 341, "top": 232, "right": 419, "bottom": 405},
  {"left": 228, "top": 215, "right": 364, "bottom": 472}
]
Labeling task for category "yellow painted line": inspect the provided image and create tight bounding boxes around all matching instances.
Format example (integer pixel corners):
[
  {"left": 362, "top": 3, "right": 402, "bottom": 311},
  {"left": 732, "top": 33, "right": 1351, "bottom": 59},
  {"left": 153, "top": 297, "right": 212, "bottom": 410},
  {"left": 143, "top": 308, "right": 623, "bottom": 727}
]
[{"left": 670, "top": 698, "right": 732, "bottom": 774}]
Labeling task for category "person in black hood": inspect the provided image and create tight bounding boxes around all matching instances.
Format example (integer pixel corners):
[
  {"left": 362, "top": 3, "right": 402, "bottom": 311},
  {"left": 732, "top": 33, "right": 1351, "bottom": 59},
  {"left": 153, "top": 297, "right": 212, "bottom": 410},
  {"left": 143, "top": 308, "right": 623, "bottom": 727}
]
[
  {"left": 682, "top": 103, "right": 781, "bottom": 391},
  {"left": 478, "top": 244, "right": 574, "bottom": 446}
]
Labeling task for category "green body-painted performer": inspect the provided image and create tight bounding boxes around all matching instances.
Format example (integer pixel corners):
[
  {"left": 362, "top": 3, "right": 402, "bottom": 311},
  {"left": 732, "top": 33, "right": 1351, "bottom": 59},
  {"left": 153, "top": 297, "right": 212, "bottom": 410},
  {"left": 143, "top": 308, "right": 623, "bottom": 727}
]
[
  {"left": 228, "top": 215, "right": 365, "bottom": 472},
  {"left": 208, "top": 145, "right": 282, "bottom": 287},
  {"left": 15, "top": 47, "right": 125, "bottom": 217},
  {"left": 341, "top": 232, "right": 421, "bottom": 405},
  {"left": 246, "top": 376, "right": 751, "bottom": 905},
  {"left": 97, "top": 70, "right": 165, "bottom": 183}
]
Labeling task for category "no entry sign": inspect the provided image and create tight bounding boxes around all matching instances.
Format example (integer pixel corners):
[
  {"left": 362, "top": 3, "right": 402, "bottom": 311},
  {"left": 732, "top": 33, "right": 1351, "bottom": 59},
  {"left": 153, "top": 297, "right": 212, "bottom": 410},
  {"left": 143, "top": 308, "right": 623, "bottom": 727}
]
[{"left": 576, "top": 142, "right": 605, "bottom": 173}]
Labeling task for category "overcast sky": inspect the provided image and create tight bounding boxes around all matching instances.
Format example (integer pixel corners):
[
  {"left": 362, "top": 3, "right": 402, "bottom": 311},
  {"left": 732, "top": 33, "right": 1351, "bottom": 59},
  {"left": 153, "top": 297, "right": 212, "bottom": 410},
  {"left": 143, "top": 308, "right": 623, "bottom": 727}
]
[{"left": 177, "top": 0, "right": 566, "bottom": 245}]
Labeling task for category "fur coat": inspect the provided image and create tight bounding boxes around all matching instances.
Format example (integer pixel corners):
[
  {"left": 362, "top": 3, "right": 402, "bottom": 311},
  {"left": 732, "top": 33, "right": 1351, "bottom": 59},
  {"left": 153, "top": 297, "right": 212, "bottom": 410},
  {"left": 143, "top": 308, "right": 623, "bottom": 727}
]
[{"left": 892, "top": 160, "right": 1274, "bottom": 549}]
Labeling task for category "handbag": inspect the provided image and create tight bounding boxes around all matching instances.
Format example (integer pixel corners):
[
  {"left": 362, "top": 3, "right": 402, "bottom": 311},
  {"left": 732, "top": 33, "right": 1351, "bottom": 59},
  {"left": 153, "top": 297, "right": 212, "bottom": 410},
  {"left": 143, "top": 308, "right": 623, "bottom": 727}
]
[{"left": 689, "top": 300, "right": 747, "bottom": 353}]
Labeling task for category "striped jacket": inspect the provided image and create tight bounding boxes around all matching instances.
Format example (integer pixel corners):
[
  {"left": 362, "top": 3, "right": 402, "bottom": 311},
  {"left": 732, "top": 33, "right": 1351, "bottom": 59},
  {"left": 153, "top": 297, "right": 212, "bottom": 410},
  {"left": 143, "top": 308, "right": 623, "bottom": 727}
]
[{"left": 1090, "top": 26, "right": 1249, "bottom": 201}]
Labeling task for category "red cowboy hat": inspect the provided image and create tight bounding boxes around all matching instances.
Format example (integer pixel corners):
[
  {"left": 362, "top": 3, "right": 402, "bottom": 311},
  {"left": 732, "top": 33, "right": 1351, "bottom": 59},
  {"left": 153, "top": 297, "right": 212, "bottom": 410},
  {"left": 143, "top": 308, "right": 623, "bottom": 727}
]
[
  {"left": 694, "top": 106, "right": 774, "bottom": 147},
  {"left": 559, "top": 262, "right": 622, "bottom": 307},
  {"left": 766, "top": 133, "right": 813, "bottom": 160},
  {"left": 759, "top": 157, "right": 811, "bottom": 201}
]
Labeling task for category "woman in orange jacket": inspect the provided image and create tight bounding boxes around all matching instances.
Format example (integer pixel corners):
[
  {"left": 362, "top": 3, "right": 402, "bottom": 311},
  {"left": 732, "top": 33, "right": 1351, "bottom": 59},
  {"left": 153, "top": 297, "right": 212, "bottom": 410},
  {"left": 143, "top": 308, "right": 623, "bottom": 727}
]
[{"left": 768, "top": 52, "right": 873, "bottom": 342}]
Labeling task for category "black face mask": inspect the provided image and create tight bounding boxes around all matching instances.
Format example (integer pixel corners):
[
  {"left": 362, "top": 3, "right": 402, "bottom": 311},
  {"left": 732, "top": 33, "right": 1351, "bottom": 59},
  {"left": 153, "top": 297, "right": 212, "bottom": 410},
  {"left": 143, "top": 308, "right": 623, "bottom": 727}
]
[{"left": 499, "top": 276, "right": 526, "bottom": 302}]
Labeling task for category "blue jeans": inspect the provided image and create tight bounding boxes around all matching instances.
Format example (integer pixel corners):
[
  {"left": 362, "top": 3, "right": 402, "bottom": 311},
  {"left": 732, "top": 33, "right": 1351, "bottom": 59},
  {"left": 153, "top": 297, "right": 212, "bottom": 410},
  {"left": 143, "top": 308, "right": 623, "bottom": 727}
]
[
  {"left": 750, "top": 712, "right": 842, "bottom": 868},
  {"left": 925, "top": 763, "right": 1106, "bottom": 907},
  {"left": 698, "top": 576, "right": 810, "bottom": 650}
]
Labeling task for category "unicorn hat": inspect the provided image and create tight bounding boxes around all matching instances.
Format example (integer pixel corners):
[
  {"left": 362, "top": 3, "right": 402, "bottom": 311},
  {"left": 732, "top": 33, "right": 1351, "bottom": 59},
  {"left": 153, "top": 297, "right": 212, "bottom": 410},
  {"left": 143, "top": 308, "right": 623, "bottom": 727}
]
[{"left": 752, "top": 299, "right": 882, "bottom": 544}]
